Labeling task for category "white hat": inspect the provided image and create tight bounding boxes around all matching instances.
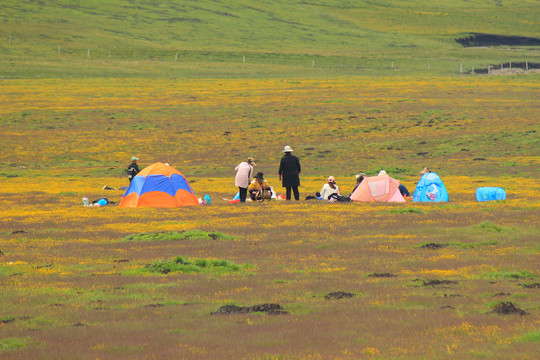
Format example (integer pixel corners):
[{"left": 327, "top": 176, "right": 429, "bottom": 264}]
[
  {"left": 131, "top": 156, "right": 139, "bottom": 161},
  {"left": 282, "top": 145, "right": 293, "bottom": 152},
  {"left": 378, "top": 170, "right": 387, "bottom": 176}
]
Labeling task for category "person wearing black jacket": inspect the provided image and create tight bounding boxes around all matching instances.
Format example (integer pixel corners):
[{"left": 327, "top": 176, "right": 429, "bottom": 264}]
[
  {"left": 127, "top": 156, "right": 140, "bottom": 183},
  {"left": 278, "top": 145, "right": 301, "bottom": 200}
]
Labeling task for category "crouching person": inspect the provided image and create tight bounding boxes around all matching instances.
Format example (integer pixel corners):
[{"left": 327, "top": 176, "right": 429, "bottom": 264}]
[{"left": 249, "top": 172, "right": 272, "bottom": 201}]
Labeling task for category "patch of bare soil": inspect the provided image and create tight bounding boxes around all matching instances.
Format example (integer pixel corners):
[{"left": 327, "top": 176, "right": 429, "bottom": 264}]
[
  {"left": 520, "top": 283, "right": 540, "bottom": 289},
  {"left": 368, "top": 273, "right": 397, "bottom": 278},
  {"left": 423, "top": 280, "right": 458, "bottom": 287},
  {"left": 211, "top": 303, "right": 287, "bottom": 315},
  {"left": 490, "top": 302, "right": 528, "bottom": 315},
  {"left": 11, "top": 230, "right": 27, "bottom": 234},
  {"left": 144, "top": 304, "right": 164, "bottom": 309},
  {"left": 442, "top": 294, "right": 462, "bottom": 298},
  {"left": 421, "top": 243, "right": 449, "bottom": 249},
  {"left": 455, "top": 33, "right": 540, "bottom": 47},
  {"left": 324, "top": 291, "right": 355, "bottom": 300}
]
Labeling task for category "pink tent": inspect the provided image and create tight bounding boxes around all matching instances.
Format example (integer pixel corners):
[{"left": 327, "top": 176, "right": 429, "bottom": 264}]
[{"left": 350, "top": 175, "right": 406, "bottom": 203}]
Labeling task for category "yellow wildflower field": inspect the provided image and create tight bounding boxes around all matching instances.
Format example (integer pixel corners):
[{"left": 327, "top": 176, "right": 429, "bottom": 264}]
[{"left": 0, "top": 76, "right": 539, "bottom": 359}]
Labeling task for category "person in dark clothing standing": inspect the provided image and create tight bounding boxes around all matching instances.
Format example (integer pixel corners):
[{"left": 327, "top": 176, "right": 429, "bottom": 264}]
[
  {"left": 127, "top": 156, "right": 140, "bottom": 183},
  {"left": 278, "top": 145, "right": 301, "bottom": 200}
]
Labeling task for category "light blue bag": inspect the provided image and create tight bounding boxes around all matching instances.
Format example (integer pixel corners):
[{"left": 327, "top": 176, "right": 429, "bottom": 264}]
[{"left": 475, "top": 187, "right": 506, "bottom": 202}]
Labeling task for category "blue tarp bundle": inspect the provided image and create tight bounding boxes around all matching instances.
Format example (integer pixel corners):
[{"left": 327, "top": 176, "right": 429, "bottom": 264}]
[{"left": 475, "top": 187, "right": 506, "bottom": 202}]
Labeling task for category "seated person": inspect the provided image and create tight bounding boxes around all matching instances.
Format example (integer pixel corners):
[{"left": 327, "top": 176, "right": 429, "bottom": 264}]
[
  {"left": 399, "top": 184, "right": 411, "bottom": 197},
  {"left": 320, "top": 176, "right": 340, "bottom": 200},
  {"left": 248, "top": 172, "right": 272, "bottom": 201},
  {"left": 351, "top": 173, "right": 366, "bottom": 194}
]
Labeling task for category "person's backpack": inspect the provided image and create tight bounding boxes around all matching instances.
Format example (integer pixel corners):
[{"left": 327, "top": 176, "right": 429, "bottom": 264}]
[{"left": 328, "top": 193, "right": 339, "bottom": 202}]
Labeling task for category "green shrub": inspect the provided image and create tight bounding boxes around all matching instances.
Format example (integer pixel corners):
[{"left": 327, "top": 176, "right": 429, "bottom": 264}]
[
  {"left": 0, "top": 337, "right": 28, "bottom": 351},
  {"left": 140, "top": 256, "right": 244, "bottom": 275},
  {"left": 483, "top": 269, "right": 535, "bottom": 279},
  {"left": 477, "top": 221, "right": 506, "bottom": 233},
  {"left": 449, "top": 240, "right": 498, "bottom": 249},
  {"left": 519, "top": 330, "right": 540, "bottom": 343}
]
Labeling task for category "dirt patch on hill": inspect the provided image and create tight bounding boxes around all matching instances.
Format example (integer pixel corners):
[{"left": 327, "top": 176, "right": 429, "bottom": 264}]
[
  {"left": 11, "top": 230, "right": 27, "bottom": 234},
  {"left": 489, "top": 302, "right": 527, "bottom": 315},
  {"left": 1, "top": 316, "right": 33, "bottom": 324},
  {"left": 211, "top": 303, "right": 287, "bottom": 315},
  {"left": 421, "top": 243, "right": 449, "bottom": 250},
  {"left": 324, "top": 291, "right": 355, "bottom": 300},
  {"left": 423, "top": 280, "right": 458, "bottom": 287},
  {"left": 456, "top": 33, "right": 540, "bottom": 47},
  {"left": 368, "top": 273, "right": 397, "bottom": 278},
  {"left": 144, "top": 304, "right": 164, "bottom": 309}
]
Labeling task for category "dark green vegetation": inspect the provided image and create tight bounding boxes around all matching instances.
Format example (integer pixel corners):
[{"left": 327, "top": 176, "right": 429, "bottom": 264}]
[
  {"left": 139, "top": 256, "right": 247, "bottom": 275},
  {"left": 1, "top": 0, "right": 539, "bottom": 78}
]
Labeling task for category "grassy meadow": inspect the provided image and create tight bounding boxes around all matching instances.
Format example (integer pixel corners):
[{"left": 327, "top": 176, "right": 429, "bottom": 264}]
[
  {"left": 1, "top": 0, "right": 539, "bottom": 78},
  {"left": 0, "top": 76, "right": 539, "bottom": 359},
  {"left": 1, "top": 0, "right": 540, "bottom": 359}
]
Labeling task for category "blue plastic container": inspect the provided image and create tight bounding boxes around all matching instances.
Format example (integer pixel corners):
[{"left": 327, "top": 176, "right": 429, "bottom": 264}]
[{"left": 475, "top": 187, "right": 506, "bottom": 202}]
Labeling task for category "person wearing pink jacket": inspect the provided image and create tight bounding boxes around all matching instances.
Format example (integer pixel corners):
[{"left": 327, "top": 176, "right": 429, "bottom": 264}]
[{"left": 235, "top": 157, "right": 255, "bottom": 202}]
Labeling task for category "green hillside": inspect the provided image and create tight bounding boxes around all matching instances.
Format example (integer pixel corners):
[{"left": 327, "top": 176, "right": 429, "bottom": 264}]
[{"left": 0, "top": 0, "right": 538, "bottom": 78}]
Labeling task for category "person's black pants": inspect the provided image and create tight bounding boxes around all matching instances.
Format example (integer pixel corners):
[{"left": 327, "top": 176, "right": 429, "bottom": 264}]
[
  {"left": 286, "top": 186, "right": 299, "bottom": 200},
  {"left": 238, "top": 187, "right": 248, "bottom": 202}
]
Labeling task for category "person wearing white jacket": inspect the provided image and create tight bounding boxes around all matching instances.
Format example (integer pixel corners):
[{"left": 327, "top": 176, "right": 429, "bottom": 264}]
[
  {"left": 235, "top": 157, "right": 255, "bottom": 202},
  {"left": 320, "top": 176, "right": 340, "bottom": 200}
]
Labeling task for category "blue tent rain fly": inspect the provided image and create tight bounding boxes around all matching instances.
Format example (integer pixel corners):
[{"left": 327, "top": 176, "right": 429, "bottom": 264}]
[{"left": 413, "top": 172, "right": 449, "bottom": 202}]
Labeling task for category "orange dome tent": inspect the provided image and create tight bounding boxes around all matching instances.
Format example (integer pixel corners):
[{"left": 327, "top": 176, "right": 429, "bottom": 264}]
[
  {"left": 350, "top": 174, "right": 406, "bottom": 203},
  {"left": 119, "top": 162, "right": 200, "bottom": 208}
]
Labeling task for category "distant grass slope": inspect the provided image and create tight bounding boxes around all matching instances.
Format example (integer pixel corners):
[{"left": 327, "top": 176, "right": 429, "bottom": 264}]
[{"left": 0, "top": 0, "right": 538, "bottom": 78}]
